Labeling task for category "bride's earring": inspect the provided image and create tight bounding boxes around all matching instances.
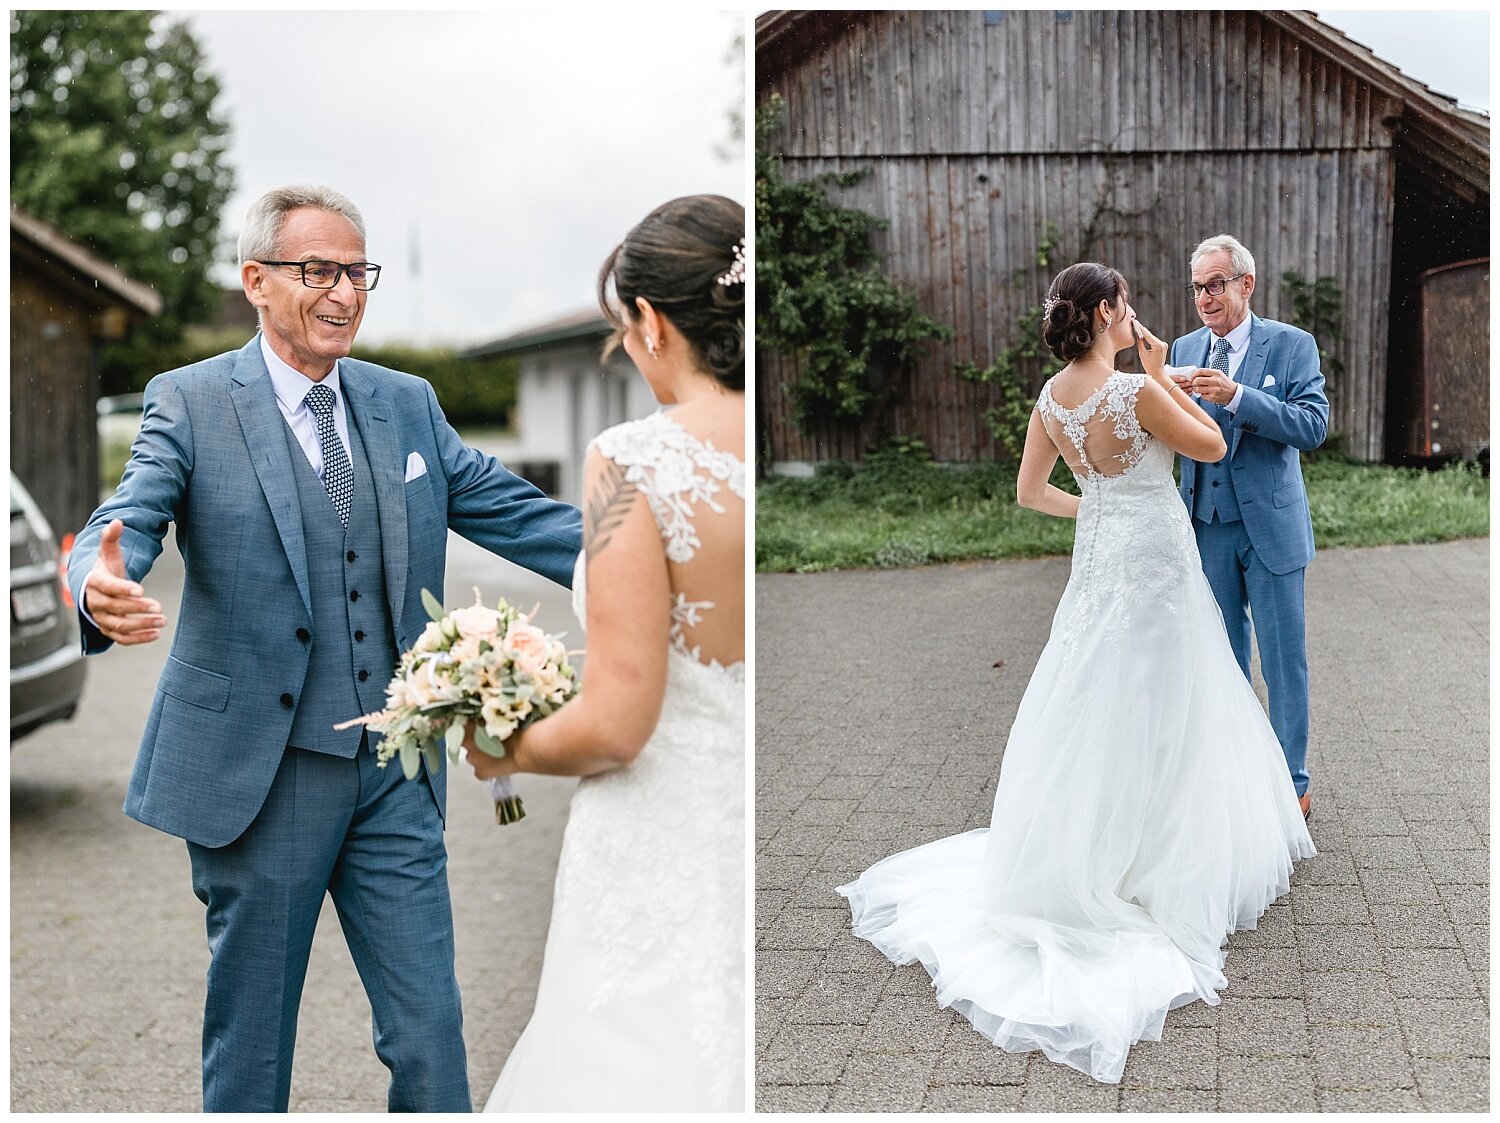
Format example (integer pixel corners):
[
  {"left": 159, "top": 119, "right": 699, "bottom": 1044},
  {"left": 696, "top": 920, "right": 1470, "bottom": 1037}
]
[{"left": 646, "top": 336, "right": 659, "bottom": 359}]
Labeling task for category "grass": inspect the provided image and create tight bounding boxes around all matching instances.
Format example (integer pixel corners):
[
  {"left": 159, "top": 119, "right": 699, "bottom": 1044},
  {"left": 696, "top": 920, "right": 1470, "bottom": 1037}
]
[{"left": 757, "top": 454, "right": 1489, "bottom": 572}]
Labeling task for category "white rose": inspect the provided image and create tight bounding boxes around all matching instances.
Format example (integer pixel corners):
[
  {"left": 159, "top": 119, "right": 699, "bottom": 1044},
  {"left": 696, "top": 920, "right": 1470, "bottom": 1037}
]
[
  {"left": 413, "top": 621, "right": 446, "bottom": 653},
  {"left": 451, "top": 604, "right": 503, "bottom": 640}
]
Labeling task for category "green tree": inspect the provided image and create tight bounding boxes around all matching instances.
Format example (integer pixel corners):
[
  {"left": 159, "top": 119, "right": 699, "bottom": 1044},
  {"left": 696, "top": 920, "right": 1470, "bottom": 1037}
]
[
  {"left": 755, "top": 94, "right": 951, "bottom": 433},
  {"left": 11, "top": 9, "right": 235, "bottom": 391}
]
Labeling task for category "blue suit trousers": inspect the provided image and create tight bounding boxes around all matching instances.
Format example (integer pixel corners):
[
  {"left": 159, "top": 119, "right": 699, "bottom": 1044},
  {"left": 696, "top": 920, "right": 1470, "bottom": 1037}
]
[
  {"left": 187, "top": 743, "right": 470, "bottom": 1112},
  {"left": 1193, "top": 515, "right": 1311, "bottom": 796}
]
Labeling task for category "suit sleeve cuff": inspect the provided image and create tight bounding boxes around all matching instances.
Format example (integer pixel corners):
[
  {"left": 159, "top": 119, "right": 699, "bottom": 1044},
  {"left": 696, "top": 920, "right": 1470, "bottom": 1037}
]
[
  {"left": 78, "top": 572, "right": 102, "bottom": 629},
  {"left": 1224, "top": 383, "right": 1245, "bottom": 414}
]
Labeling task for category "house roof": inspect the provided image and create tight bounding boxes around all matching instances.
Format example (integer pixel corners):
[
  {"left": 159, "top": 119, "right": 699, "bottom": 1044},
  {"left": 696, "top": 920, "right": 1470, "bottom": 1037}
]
[
  {"left": 461, "top": 309, "right": 612, "bottom": 360},
  {"left": 10, "top": 205, "right": 163, "bottom": 316},
  {"left": 756, "top": 9, "right": 1487, "bottom": 194}
]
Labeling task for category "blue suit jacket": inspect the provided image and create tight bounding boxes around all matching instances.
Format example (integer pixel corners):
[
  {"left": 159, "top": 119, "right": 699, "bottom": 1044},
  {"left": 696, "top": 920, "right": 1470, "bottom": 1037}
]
[
  {"left": 67, "top": 337, "right": 583, "bottom": 847},
  {"left": 1168, "top": 314, "right": 1329, "bottom": 575}
]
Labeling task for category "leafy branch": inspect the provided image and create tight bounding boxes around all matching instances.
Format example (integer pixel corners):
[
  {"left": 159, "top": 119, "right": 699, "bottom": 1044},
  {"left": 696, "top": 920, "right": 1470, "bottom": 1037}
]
[
  {"left": 956, "top": 222, "right": 1066, "bottom": 462},
  {"left": 1280, "top": 271, "right": 1346, "bottom": 398},
  {"left": 755, "top": 94, "right": 952, "bottom": 434}
]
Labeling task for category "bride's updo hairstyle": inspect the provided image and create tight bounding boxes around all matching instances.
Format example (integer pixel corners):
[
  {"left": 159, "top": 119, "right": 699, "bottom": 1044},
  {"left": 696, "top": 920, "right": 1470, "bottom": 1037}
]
[
  {"left": 1041, "top": 262, "right": 1129, "bottom": 363},
  {"left": 597, "top": 194, "right": 745, "bottom": 391}
]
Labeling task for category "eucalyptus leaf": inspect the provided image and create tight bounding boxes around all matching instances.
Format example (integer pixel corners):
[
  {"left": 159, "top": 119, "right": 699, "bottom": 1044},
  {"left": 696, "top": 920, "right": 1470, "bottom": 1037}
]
[
  {"left": 422, "top": 741, "right": 444, "bottom": 776},
  {"left": 473, "top": 725, "right": 507, "bottom": 758},
  {"left": 445, "top": 720, "right": 468, "bottom": 755},
  {"left": 421, "top": 588, "right": 446, "bottom": 623},
  {"left": 399, "top": 742, "right": 421, "bottom": 780}
]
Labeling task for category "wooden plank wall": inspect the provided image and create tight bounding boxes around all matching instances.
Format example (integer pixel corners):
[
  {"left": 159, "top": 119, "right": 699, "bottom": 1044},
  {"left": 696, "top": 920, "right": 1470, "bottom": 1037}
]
[
  {"left": 10, "top": 270, "right": 102, "bottom": 539},
  {"left": 759, "top": 9, "right": 1402, "bottom": 463}
]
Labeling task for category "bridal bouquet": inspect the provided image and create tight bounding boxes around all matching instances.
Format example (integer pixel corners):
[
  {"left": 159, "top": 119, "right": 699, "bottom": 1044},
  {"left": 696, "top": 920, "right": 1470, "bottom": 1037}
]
[{"left": 335, "top": 588, "right": 578, "bottom": 824}]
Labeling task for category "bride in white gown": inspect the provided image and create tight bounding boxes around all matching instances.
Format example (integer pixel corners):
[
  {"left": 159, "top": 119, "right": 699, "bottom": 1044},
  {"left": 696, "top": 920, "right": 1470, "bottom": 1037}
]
[
  {"left": 838, "top": 262, "right": 1314, "bottom": 1084},
  {"left": 466, "top": 196, "right": 745, "bottom": 1111}
]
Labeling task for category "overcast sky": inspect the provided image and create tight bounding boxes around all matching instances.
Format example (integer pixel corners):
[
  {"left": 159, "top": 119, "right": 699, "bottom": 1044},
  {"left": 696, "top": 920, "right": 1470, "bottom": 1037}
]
[
  {"left": 183, "top": 10, "right": 745, "bottom": 348},
  {"left": 1314, "top": 8, "right": 1490, "bottom": 111}
]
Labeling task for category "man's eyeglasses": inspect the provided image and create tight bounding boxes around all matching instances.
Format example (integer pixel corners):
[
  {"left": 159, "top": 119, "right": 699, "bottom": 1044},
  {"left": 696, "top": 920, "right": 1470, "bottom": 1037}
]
[
  {"left": 1185, "top": 274, "right": 1247, "bottom": 299},
  {"left": 257, "top": 259, "right": 382, "bottom": 291}
]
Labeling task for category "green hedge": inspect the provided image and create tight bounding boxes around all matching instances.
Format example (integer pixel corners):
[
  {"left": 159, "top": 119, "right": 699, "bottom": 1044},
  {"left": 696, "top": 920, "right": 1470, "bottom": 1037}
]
[{"left": 757, "top": 452, "right": 1489, "bottom": 572}]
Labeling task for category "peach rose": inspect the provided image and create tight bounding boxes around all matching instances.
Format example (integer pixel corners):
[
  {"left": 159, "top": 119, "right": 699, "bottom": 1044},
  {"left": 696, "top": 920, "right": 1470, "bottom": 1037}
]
[{"left": 503, "top": 621, "right": 549, "bottom": 676}]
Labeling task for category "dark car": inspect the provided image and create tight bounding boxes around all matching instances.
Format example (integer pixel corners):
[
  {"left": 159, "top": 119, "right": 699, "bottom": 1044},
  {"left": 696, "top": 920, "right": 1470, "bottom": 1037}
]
[{"left": 10, "top": 474, "right": 87, "bottom": 741}]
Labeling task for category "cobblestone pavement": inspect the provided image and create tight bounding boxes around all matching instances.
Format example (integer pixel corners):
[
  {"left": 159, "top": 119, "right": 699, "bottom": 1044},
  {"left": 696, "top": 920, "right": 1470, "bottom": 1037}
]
[
  {"left": 11, "top": 529, "right": 578, "bottom": 1112},
  {"left": 756, "top": 540, "right": 1488, "bottom": 1113}
]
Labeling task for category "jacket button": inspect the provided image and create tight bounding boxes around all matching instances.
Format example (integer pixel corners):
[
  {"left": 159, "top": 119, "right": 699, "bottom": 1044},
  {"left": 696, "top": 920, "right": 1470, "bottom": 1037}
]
[
  {"left": 1215, "top": 460, "right": 1224, "bottom": 466},
  {"left": 296, "top": 627, "right": 310, "bottom": 642},
  {"left": 358, "top": 669, "right": 369, "bottom": 682},
  {"left": 347, "top": 551, "right": 357, "bottom": 563},
  {"left": 1212, "top": 480, "right": 1220, "bottom": 488},
  {"left": 279, "top": 692, "right": 294, "bottom": 708},
  {"left": 354, "top": 630, "right": 365, "bottom": 642},
  {"left": 350, "top": 590, "right": 359, "bottom": 602}
]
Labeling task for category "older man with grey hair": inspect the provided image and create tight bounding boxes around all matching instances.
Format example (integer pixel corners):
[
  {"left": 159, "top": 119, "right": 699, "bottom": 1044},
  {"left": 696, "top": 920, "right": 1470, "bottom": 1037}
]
[
  {"left": 1168, "top": 234, "right": 1329, "bottom": 821},
  {"left": 69, "top": 184, "right": 582, "bottom": 1111}
]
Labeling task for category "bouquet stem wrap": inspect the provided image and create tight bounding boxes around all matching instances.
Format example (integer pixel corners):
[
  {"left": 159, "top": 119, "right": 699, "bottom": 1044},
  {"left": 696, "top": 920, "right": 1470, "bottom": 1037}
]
[{"left": 488, "top": 777, "right": 526, "bottom": 825}]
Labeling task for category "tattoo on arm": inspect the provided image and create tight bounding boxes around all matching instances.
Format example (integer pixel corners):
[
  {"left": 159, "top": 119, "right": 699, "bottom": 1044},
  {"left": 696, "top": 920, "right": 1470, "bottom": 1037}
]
[{"left": 584, "top": 460, "right": 636, "bottom": 557}]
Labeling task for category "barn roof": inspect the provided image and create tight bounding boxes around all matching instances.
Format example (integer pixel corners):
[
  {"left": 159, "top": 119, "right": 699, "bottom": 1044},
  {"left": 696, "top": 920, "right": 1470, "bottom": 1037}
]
[
  {"left": 10, "top": 205, "right": 163, "bottom": 316},
  {"left": 756, "top": 9, "right": 1487, "bottom": 195}
]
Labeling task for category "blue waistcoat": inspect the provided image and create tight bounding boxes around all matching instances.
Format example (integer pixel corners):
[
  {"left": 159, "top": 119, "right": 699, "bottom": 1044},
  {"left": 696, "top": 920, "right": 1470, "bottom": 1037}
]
[
  {"left": 284, "top": 409, "right": 398, "bottom": 757},
  {"left": 1191, "top": 403, "right": 1244, "bottom": 524}
]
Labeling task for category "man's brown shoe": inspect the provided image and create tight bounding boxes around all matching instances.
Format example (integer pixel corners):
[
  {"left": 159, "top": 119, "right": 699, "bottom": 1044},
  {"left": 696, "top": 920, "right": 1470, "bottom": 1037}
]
[{"left": 1298, "top": 792, "right": 1311, "bottom": 820}]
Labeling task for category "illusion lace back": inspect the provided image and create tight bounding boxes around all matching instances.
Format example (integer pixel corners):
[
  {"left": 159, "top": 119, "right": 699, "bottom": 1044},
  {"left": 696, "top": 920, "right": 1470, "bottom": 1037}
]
[
  {"left": 838, "top": 372, "right": 1314, "bottom": 1084},
  {"left": 485, "top": 411, "right": 745, "bottom": 1113}
]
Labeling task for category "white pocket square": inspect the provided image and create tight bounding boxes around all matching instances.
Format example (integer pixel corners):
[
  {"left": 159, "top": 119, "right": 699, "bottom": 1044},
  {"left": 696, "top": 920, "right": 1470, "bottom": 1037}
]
[
  {"left": 1261, "top": 375, "right": 1277, "bottom": 389},
  {"left": 404, "top": 451, "right": 428, "bottom": 482}
]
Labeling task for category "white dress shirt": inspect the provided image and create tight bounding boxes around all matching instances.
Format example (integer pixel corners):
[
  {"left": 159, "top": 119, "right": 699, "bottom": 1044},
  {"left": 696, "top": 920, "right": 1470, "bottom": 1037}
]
[{"left": 260, "top": 333, "right": 352, "bottom": 478}]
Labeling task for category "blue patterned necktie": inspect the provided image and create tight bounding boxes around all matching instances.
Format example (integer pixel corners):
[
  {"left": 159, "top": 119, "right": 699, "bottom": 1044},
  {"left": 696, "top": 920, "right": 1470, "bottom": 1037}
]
[
  {"left": 1211, "top": 336, "right": 1231, "bottom": 377},
  {"left": 304, "top": 383, "right": 352, "bottom": 527}
]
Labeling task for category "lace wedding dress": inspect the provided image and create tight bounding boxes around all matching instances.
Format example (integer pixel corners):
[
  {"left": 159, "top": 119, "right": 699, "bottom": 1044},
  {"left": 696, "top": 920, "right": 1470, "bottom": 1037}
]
[
  {"left": 838, "top": 372, "right": 1315, "bottom": 1084},
  {"left": 484, "top": 411, "right": 746, "bottom": 1112}
]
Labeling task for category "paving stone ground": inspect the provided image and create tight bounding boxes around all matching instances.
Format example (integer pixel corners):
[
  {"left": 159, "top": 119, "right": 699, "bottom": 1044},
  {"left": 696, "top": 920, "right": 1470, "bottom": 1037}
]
[
  {"left": 11, "top": 530, "right": 577, "bottom": 1112},
  {"left": 756, "top": 539, "right": 1489, "bottom": 1113}
]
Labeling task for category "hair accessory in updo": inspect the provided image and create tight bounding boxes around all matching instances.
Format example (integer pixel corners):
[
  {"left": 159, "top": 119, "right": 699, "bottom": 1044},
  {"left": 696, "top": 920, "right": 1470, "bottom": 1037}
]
[
  {"left": 717, "top": 241, "right": 746, "bottom": 287},
  {"left": 1039, "top": 262, "right": 1128, "bottom": 363},
  {"left": 597, "top": 194, "right": 745, "bottom": 391}
]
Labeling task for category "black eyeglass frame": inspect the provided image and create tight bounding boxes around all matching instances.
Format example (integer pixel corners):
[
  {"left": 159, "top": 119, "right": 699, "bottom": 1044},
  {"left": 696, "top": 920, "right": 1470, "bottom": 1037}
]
[
  {"left": 256, "top": 259, "right": 383, "bottom": 291},
  {"left": 1185, "top": 273, "right": 1248, "bottom": 299}
]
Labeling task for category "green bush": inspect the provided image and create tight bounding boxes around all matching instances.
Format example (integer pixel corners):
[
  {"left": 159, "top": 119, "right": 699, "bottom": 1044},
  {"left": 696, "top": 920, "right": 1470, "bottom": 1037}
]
[
  {"left": 350, "top": 344, "right": 516, "bottom": 429},
  {"left": 102, "top": 334, "right": 517, "bottom": 428}
]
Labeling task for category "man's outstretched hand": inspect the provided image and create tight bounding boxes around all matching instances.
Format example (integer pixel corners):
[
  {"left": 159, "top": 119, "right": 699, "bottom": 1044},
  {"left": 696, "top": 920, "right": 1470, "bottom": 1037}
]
[{"left": 84, "top": 519, "right": 166, "bottom": 645}]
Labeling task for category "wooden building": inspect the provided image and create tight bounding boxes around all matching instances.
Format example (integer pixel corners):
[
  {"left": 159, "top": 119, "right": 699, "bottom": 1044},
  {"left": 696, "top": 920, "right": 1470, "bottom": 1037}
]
[
  {"left": 10, "top": 205, "right": 161, "bottom": 538},
  {"left": 461, "top": 310, "right": 657, "bottom": 505},
  {"left": 756, "top": 10, "right": 1489, "bottom": 468}
]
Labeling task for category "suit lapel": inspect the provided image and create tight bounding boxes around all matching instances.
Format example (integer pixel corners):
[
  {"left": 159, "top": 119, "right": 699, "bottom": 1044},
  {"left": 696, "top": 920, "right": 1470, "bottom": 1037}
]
[
  {"left": 230, "top": 338, "right": 312, "bottom": 619},
  {"left": 342, "top": 365, "right": 408, "bottom": 632},
  {"left": 1230, "top": 315, "right": 1272, "bottom": 459}
]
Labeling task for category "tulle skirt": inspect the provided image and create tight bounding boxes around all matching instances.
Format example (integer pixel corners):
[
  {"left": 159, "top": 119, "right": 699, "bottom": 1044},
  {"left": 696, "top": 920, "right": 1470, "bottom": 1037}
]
[{"left": 838, "top": 567, "right": 1315, "bottom": 1083}]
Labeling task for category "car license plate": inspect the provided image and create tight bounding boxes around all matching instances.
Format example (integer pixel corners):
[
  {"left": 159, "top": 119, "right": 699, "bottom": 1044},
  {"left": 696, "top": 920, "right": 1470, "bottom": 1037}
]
[{"left": 11, "top": 582, "right": 58, "bottom": 624}]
